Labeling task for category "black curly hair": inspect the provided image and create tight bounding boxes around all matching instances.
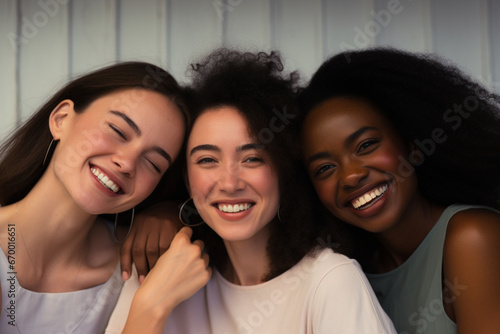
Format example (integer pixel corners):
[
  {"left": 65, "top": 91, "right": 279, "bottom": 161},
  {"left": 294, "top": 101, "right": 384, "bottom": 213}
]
[
  {"left": 187, "top": 48, "right": 350, "bottom": 280},
  {"left": 298, "top": 47, "right": 500, "bottom": 211}
]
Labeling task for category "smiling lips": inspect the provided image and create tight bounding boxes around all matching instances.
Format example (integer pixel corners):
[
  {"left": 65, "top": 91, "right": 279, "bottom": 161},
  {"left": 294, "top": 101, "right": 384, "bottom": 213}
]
[
  {"left": 351, "top": 183, "right": 388, "bottom": 210},
  {"left": 91, "top": 167, "right": 121, "bottom": 193},
  {"left": 217, "top": 203, "right": 254, "bottom": 213}
]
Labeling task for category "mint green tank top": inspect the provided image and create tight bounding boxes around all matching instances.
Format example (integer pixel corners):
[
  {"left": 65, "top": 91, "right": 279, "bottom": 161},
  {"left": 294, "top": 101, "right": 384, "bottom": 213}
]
[{"left": 366, "top": 204, "right": 493, "bottom": 334}]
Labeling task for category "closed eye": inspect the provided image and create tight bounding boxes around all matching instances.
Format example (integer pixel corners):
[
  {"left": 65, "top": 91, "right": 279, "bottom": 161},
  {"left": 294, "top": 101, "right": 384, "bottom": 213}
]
[
  {"left": 146, "top": 159, "right": 161, "bottom": 173},
  {"left": 109, "top": 124, "right": 126, "bottom": 140}
]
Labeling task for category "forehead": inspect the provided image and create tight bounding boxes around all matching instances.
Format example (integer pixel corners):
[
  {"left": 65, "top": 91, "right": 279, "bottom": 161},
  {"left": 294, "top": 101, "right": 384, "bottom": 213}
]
[
  {"left": 306, "top": 96, "right": 384, "bottom": 126},
  {"left": 301, "top": 97, "right": 393, "bottom": 153},
  {"left": 91, "top": 88, "right": 166, "bottom": 112},
  {"left": 188, "top": 106, "right": 252, "bottom": 144},
  {"left": 304, "top": 97, "right": 387, "bottom": 133}
]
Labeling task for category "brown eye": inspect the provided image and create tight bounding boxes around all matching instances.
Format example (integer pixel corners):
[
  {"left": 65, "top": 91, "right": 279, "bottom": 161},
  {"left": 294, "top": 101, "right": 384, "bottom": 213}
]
[
  {"left": 314, "top": 164, "right": 335, "bottom": 178},
  {"left": 244, "top": 156, "right": 263, "bottom": 164},
  {"left": 197, "top": 157, "right": 216, "bottom": 164},
  {"left": 358, "top": 139, "right": 380, "bottom": 153}
]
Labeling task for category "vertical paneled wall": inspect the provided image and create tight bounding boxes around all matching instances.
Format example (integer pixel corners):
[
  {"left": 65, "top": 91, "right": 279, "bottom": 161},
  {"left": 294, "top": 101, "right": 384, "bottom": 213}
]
[{"left": 1, "top": 0, "right": 499, "bottom": 141}]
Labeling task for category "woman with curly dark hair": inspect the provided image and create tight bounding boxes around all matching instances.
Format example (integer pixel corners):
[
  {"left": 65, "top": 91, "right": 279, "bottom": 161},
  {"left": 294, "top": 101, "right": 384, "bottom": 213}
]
[
  {"left": 299, "top": 47, "right": 500, "bottom": 334},
  {"left": 107, "top": 49, "right": 396, "bottom": 333}
]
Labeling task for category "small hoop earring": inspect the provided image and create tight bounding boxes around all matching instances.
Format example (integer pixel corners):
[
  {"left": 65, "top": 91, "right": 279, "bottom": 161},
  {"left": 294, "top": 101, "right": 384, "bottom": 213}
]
[
  {"left": 114, "top": 207, "right": 135, "bottom": 242},
  {"left": 43, "top": 139, "right": 56, "bottom": 166},
  {"left": 178, "top": 198, "right": 205, "bottom": 227}
]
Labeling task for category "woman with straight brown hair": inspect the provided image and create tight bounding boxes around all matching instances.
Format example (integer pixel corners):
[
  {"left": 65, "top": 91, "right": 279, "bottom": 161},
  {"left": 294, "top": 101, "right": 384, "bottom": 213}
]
[{"left": 0, "top": 61, "right": 205, "bottom": 333}]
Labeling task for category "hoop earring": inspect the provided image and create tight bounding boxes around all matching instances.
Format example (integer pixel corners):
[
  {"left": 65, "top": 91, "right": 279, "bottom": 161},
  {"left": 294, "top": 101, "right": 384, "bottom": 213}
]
[
  {"left": 277, "top": 202, "right": 283, "bottom": 223},
  {"left": 43, "top": 139, "right": 56, "bottom": 166},
  {"left": 178, "top": 198, "right": 205, "bottom": 227},
  {"left": 114, "top": 207, "right": 135, "bottom": 242}
]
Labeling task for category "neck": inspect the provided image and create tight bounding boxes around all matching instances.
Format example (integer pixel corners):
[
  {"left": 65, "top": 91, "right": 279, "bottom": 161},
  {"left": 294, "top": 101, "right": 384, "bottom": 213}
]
[
  {"left": 222, "top": 226, "right": 271, "bottom": 286},
  {"left": 12, "top": 173, "right": 98, "bottom": 268},
  {"left": 374, "top": 196, "right": 445, "bottom": 272}
]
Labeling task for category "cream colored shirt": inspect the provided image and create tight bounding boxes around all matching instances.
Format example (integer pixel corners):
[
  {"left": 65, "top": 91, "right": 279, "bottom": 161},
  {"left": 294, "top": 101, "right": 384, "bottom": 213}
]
[{"left": 106, "top": 248, "right": 396, "bottom": 334}]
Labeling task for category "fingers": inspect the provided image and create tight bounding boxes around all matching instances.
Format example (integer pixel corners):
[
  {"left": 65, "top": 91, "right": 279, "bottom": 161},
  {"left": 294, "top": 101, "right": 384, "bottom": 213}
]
[
  {"left": 201, "top": 250, "right": 210, "bottom": 269},
  {"left": 158, "top": 227, "right": 173, "bottom": 256},
  {"left": 132, "top": 240, "right": 149, "bottom": 284},
  {"left": 124, "top": 203, "right": 184, "bottom": 282},
  {"left": 145, "top": 232, "right": 160, "bottom": 272},
  {"left": 177, "top": 226, "right": 193, "bottom": 239},
  {"left": 192, "top": 239, "right": 206, "bottom": 255},
  {"left": 120, "top": 231, "right": 136, "bottom": 281}
]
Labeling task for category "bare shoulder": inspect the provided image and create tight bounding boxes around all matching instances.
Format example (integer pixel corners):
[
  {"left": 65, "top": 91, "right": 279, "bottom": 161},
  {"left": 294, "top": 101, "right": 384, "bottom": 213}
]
[
  {"left": 445, "top": 208, "right": 500, "bottom": 251},
  {"left": 0, "top": 205, "right": 16, "bottom": 307},
  {"left": 442, "top": 207, "right": 500, "bottom": 331},
  {"left": 0, "top": 205, "right": 16, "bottom": 317},
  {"left": 443, "top": 208, "right": 500, "bottom": 265}
]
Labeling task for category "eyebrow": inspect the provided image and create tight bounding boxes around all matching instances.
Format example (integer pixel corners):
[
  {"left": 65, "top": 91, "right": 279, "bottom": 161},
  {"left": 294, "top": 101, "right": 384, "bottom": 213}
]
[
  {"left": 306, "top": 126, "right": 378, "bottom": 166},
  {"left": 110, "top": 110, "right": 172, "bottom": 165},
  {"left": 237, "top": 143, "right": 265, "bottom": 152},
  {"left": 153, "top": 147, "right": 172, "bottom": 166},
  {"left": 190, "top": 144, "right": 220, "bottom": 157},
  {"left": 307, "top": 152, "right": 332, "bottom": 166},
  {"left": 189, "top": 143, "right": 264, "bottom": 157},
  {"left": 344, "top": 126, "right": 378, "bottom": 148},
  {"left": 110, "top": 110, "right": 141, "bottom": 135}
]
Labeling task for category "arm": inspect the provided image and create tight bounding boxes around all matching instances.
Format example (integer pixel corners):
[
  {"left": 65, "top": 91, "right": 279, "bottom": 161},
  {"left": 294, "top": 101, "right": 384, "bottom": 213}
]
[
  {"left": 122, "top": 227, "right": 211, "bottom": 334},
  {"left": 120, "top": 201, "right": 182, "bottom": 283},
  {"left": 443, "top": 208, "right": 500, "bottom": 334}
]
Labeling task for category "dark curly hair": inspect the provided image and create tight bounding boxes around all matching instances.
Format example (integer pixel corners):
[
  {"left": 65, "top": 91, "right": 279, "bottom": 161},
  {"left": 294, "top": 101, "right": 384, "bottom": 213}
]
[
  {"left": 298, "top": 47, "right": 500, "bottom": 211},
  {"left": 187, "top": 48, "right": 349, "bottom": 280}
]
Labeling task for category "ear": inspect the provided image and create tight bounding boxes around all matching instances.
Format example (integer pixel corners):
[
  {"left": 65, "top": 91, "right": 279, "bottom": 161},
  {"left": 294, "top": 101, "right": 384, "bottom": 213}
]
[{"left": 49, "top": 100, "right": 75, "bottom": 140}]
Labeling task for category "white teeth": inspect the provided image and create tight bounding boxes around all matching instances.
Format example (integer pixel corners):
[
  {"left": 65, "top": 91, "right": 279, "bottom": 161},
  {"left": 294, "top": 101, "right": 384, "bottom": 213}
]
[
  {"left": 352, "top": 184, "right": 388, "bottom": 209},
  {"left": 91, "top": 168, "right": 120, "bottom": 193},
  {"left": 218, "top": 203, "right": 252, "bottom": 213}
]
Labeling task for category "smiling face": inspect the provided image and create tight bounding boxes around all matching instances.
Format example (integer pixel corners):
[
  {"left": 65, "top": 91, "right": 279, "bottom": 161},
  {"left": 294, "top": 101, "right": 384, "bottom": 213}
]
[
  {"left": 301, "top": 97, "right": 419, "bottom": 234},
  {"left": 49, "top": 88, "right": 185, "bottom": 214},
  {"left": 186, "top": 106, "right": 280, "bottom": 243}
]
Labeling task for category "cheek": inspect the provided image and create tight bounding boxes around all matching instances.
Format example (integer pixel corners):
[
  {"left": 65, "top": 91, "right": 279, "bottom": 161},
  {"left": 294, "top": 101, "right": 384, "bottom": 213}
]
[
  {"left": 371, "top": 146, "right": 407, "bottom": 175},
  {"left": 187, "top": 170, "right": 214, "bottom": 199},
  {"left": 252, "top": 169, "right": 280, "bottom": 201},
  {"left": 313, "top": 181, "right": 337, "bottom": 209},
  {"left": 135, "top": 172, "right": 162, "bottom": 197},
  {"left": 59, "top": 128, "right": 112, "bottom": 161}
]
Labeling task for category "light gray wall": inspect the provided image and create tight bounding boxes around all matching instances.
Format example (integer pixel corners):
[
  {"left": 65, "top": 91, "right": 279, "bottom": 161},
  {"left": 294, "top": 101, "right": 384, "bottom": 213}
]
[{"left": 1, "top": 0, "right": 499, "bottom": 141}]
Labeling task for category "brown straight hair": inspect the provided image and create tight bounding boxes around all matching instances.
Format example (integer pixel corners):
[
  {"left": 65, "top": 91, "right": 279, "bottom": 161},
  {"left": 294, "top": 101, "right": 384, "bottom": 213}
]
[{"left": 0, "top": 61, "right": 190, "bottom": 206}]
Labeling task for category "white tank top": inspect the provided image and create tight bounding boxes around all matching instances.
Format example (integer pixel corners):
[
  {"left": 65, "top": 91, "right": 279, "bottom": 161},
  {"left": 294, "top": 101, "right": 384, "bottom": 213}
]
[{"left": 0, "top": 243, "right": 123, "bottom": 333}]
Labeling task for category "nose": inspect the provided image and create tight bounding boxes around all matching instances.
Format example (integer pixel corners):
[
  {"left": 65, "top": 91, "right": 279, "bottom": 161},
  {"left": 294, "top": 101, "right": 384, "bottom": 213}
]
[
  {"left": 339, "top": 161, "right": 368, "bottom": 189},
  {"left": 112, "top": 149, "right": 137, "bottom": 177},
  {"left": 217, "top": 161, "right": 245, "bottom": 193}
]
